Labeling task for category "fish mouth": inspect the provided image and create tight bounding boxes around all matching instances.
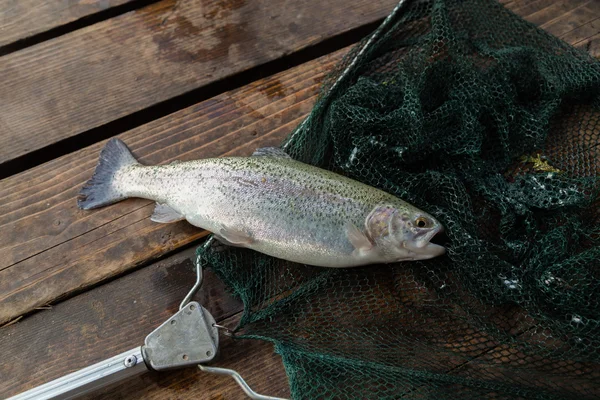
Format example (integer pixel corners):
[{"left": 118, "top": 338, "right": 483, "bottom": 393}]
[
  {"left": 404, "top": 225, "right": 446, "bottom": 257},
  {"left": 420, "top": 241, "right": 446, "bottom": 258},
  {"left": 423, "top": 225, "right": 444, "bottom": 244}
]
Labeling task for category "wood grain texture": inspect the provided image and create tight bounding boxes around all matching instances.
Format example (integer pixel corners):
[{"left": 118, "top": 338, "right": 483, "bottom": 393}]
[
  {"left": 536, "top": 0, "right": 600, "bottom": 38},
  {"left": 512, "top": 0, "right": 590, "bottom": 27},
  {"left": 576, "top": 33, "right": 600, "bottom": 57},
  {"left": 0, "top": 49, "right": 346, "bottom": 326},
  {"left": 504, "top": 0, "right": 600, "bottom": 53},
  {"left": 0, "top": 247, "right": 521, "bottom": 399},
  {"left": 0, "top": 0, "right": 397, "bottom": 166},
  {"left": 85, "top": 315, "right": 290, "bottom": 400},
  {"left": 0, "top": 247, "right": 289, "bottom": 399},
  {"left": 1, "top": 0, "right": 599, "bottom": 325},
  {"left": 0, "top": 0, "right": 137, "bottom": 48},
  {"left": 2, "top": 2, "right": 599, "bottom": 398}
]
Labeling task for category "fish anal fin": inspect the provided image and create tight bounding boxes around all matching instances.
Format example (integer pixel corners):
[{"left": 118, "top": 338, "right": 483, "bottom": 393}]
[
  {"left": 345, "top": 222, "right": 374, "bottom": 256},
  {"left": 252, "top": 147, "right": 292, "bottom": 159},
  {"left": 218, "top": 225, "right": 254, "bottom": 246},
  {"left": 151, "top": 203, "right": 185, "bottom": 223}
]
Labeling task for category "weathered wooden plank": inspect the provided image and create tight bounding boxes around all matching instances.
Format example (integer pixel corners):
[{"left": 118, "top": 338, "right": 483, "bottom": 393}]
[
  {"left": 560, "top": 14, "right": 600, "bottom": 40},
  {"left": 0, "top": 247, "right": 289, "bottom": 399},
  {"left": 0, "top": 49, "right": 346, "bottom": 326},
  {"left": 85, "top": 314, "right": 290, "bottom": 400},
  {"left": 520, "top": 0, "right": 589, "bottom": 27},
  {"left": 576, "top": 33, "right": 600, "bottom": 57},
  {"left": 0, "top": 245, "right": 525, "bottom": 399},
  {"left": 1, "top": 0, "right": 599, "bottom": 326},
  {"left": 500, "top": 0, "right": 600, "bottom": 58},
  {"left": 539, "top": 0, "right": 600, "bottom": 38},
  {"left": 0, "top": 0, "right": 397, "bottom": 167},
  {"left": 406, "top": 325, "right": 600, "bottom": 398},
  {"left": 505, "top": 0, "right": 565, "bottom": 18},
  {"left": 6, "top": 247, "right": 590, "bottom": 399},
  {"left": 0, "top": 0, "right": 139, "bottom": 48},
  {"left": 561, "top": 15, "right": 600, "bottom": 57}
]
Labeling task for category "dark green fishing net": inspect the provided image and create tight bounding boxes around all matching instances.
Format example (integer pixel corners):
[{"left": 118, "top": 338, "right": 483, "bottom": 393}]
[{"left": 199, "top": 0, "right": 600, "bottom": 398}]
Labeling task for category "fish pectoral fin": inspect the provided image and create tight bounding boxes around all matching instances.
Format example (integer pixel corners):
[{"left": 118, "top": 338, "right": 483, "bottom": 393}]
[
  {"left": 345, "top": 222, "right": 374, "bottom": 255},
  {"left": 218, "top": 225, "right": 254, "bottom": 246},
  {"left": 251, "top": 147, "right": 292, "bottom": 159},
  {"left": 151, "top": 203, "right": 185, "bottom": 223}
]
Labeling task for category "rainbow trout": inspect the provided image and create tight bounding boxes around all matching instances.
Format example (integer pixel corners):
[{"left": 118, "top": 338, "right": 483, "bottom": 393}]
[{"left": 78, "top": 139, "right": 445, "bottom": 267}]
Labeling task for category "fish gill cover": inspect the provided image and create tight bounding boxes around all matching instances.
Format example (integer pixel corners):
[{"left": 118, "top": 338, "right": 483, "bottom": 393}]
[{"left": 199, "top": 0, "right": 600, "bottom": 398}]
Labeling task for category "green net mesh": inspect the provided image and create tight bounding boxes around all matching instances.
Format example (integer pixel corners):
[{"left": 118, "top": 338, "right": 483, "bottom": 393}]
[{"left": 199, "top": 0, "right": 600, "bottom": 398}]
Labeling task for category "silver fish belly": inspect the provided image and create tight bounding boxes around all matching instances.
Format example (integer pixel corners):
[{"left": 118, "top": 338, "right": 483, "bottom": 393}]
[{"left": 78, "top": 139, "right": 445, "bottom": 267}]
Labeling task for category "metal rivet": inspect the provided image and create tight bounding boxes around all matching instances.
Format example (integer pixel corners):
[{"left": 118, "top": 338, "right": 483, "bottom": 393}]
[
  {"left": 182, "top": 354, "right": 189, "bottom": 361},
  {"left": 206, "top": 351, "right": 212, "bottom": 357},
  {"left": 124, "top": 355, "right": 137, "bottom": 368},
  {"left": 190, "top": 304, "right": 196, "bottom": 311},
  {"left": 171, "top": 320, "right": 177, "bottom": 325}
]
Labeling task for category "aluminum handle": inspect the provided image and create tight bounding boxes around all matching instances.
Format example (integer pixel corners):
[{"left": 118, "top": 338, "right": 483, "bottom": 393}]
[{"left": 7, "top": 347, "right": 147, "bottom": 400}]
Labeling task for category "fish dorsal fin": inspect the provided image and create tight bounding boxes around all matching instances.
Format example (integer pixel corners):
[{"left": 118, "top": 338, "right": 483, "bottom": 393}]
[
  {"left": 151, "top": 203, "right": 185, "bottom": 223},
  {"left": 345, "top": 222, "right": 373, "bottom": 256},
  {"left": 252, "top": 147, "right": 292, "bottom": 159}
]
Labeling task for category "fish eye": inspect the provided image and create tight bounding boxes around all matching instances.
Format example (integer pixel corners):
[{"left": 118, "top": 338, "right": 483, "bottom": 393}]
[{"left": 415, "top": 217, "right": 429, "bottom": 228}]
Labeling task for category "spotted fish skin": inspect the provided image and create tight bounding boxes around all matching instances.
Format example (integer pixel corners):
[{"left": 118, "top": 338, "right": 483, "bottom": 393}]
[{"left": 78, "top": 139, "right": 445, "bottom": 268}]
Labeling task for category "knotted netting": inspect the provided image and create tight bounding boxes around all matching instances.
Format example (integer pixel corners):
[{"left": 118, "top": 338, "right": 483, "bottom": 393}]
[{"left": 198, "top": 0, "right": 600, "bottom": 398}]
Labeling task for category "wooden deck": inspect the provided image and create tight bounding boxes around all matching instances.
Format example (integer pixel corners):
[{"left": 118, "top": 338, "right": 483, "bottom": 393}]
[{"left": 1, "top": 0, "right": 599, "bottom": 398}]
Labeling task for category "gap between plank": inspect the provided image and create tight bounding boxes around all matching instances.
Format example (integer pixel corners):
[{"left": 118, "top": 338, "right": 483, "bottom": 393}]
[
  {"left": 0, "top": 238, "right": 206, "bottom": 329},
  {"left": 0, "top": 0, "right": 163, "bottom": 57},
  {"left": 0, "top": 19, "right": 382, "bottom": 181}
]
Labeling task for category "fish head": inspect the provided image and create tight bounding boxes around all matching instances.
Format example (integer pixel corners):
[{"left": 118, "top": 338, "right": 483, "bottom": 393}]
[{"left": 366, "top": 204, "right": 446, "bottom": 261}]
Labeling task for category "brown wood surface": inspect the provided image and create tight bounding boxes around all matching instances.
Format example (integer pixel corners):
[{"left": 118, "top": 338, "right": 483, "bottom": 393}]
[
  {"left": 505, "top": 0, "right": 600, "bottom": 55},
  {"left": 0, "top": 246, "right": 524, "bottom": 399},
  {"left": 0, "top": 0, "right": 397, "bottom": 166},
  {"left": 0, "top": 247, "right": 290, "bottom": 399},
  {"left": 0, "top": 48, "right": 346, "bottom": 326},
  {"left": 577, "top": 33, "right": 600, "bottom": 56},
  {"left": 534, "top": 0, "right": 600, "bottom": 38},
  {"left": 3, "top": 251, "right": 593, "bottom": 398},
  {"left": 1, "top": 0, "right": 599, "bottom": 327},
  {"left": 1, "top": 1, "right": 599, "bottom": 399},
  {"left": 86, "top": 322, "right": 290, "bottom": 400},
  {"left": 0, "top": 0, "right": 138, "bottom": 48}
]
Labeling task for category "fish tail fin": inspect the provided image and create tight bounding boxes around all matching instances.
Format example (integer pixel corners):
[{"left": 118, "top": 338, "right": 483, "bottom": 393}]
[{"left": 77, "top": 138, "right": 139, "bottom": 210}]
